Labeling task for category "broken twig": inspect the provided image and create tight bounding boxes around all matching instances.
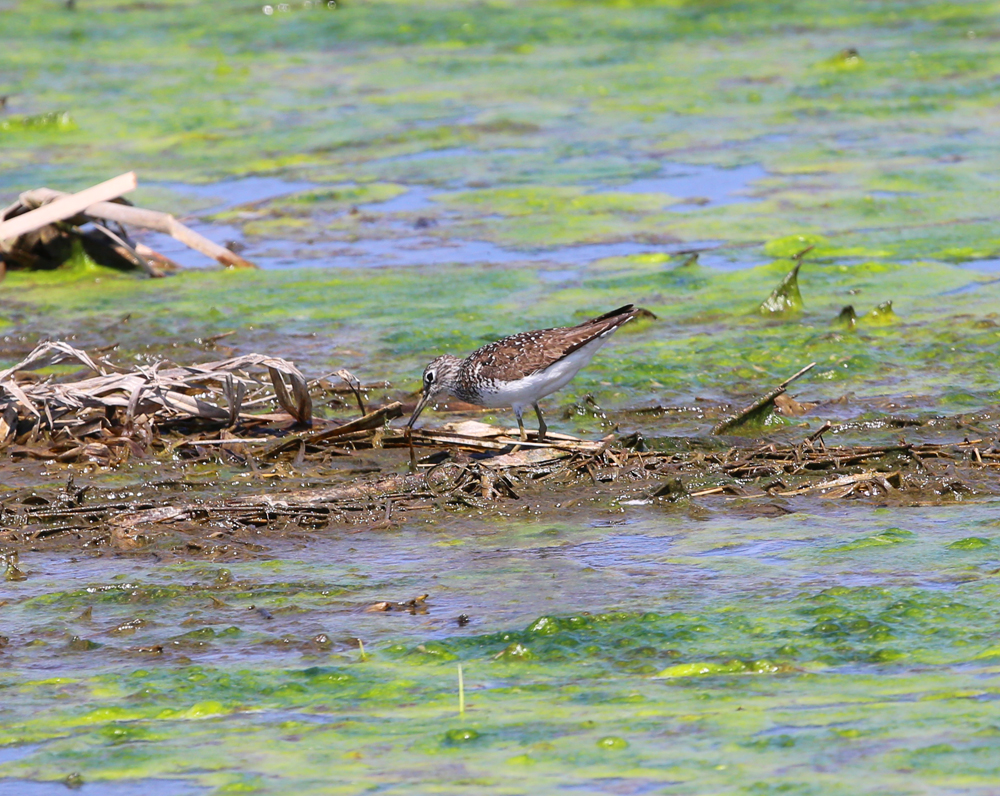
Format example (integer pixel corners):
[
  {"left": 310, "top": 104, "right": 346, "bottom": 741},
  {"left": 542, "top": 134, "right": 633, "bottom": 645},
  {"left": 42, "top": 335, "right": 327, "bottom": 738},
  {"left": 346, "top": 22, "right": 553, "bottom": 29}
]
[{"left": 712, "top": 362, "right": 816, "bottom": 435}]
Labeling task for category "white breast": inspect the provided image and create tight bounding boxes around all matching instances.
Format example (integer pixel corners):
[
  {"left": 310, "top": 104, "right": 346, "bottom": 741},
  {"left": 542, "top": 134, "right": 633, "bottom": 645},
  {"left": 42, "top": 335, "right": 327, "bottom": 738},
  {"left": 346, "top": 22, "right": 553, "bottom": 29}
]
[{"left": 476, "top": 333, "right": 613, "bottom": 411}]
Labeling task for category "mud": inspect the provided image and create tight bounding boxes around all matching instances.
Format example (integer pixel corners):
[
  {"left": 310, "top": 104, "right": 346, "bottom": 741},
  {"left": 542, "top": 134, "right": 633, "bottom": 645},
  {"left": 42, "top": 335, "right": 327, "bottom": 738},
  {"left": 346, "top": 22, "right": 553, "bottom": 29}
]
[{"left": 4, "top": 0, "right": 1000, "bottom": 793}]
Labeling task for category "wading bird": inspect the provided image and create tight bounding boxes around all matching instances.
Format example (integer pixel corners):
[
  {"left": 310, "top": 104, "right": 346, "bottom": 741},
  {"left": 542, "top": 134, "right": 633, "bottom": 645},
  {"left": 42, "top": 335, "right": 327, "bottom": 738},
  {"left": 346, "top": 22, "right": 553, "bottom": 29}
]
[{"left": 406, "top": 305, "right": 639, "bottom": 441}]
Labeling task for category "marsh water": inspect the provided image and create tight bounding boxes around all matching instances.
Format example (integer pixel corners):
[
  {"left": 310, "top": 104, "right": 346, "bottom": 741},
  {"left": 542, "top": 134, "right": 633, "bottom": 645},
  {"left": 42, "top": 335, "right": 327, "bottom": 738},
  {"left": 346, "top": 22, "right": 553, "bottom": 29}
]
[{"left": 3, "top": 1, "right": 1000, "bottom": 793}]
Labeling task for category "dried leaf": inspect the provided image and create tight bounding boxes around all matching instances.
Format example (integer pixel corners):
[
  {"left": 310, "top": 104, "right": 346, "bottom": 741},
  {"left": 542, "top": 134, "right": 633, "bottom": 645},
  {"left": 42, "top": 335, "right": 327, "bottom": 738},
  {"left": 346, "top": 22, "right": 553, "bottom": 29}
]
[
  {"left": 1, "top": 380, "right": 40, "bottom": 418},
  {"left": 0, "top": 341, "right": 104, "bottom": 382},
  {"left": 335, "top": 369, "right": 366, "bottom": 416},
  {"left": 773, "top": 393, "right": 815, "bottom": 417}
]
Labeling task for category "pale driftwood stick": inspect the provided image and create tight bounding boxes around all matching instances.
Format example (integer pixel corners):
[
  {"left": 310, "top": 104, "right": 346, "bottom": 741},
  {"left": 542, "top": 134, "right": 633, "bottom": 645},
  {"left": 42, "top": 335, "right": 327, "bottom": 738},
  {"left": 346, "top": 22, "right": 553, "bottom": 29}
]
[
  {"left": 90, "top": 202, "right": 257, "bottom": 269},
  {"left": 775, "top": 469, "right": 899, "bottom": 497},
  {"left": 0, "top": 172, "right": 137, "bottom": 243},
  {"left": 19, "top": 187, "right": 257, "bottom": 269}
]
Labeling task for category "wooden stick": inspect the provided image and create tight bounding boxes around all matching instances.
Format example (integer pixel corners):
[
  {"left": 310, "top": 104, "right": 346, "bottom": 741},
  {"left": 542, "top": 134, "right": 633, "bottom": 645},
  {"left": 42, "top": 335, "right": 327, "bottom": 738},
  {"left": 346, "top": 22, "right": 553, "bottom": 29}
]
[
  {"left": 18, "top": 187, "right": 257, "bottom": 269},
  {"left": 86, "top": 222, "right": 164, "bottom": 278},
  {"left": 88, "top": 201, "right": 256, "bottom": 269},
  {"left": 133, "top": 242, "right": 182, "bottom": 273},
  {"left": 712, "top": 362, "right": 816, "bottom": 435},
  {"left": 0, "top": 173, "right": 137, "bottom": 243},
  {"left": 777, "top": 361, "right": 817, "bottom": 390}
]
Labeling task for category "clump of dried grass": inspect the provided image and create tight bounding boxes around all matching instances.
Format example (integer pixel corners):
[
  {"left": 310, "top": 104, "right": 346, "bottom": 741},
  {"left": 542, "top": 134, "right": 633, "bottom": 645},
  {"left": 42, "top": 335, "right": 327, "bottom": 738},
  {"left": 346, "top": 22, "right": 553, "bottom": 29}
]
[{"left": 0, "top": 341, "right": 311, "bottom": 460}]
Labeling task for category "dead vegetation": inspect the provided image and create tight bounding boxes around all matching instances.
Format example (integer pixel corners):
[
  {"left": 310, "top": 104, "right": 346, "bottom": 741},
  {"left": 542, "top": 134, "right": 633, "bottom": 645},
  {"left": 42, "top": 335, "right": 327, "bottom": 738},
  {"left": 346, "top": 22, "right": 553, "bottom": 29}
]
[
  {"left": 3, "top": 431, "right": 998, "bottom": 555},
  {"left": 0, "top": 341, "right": 609, "bottom": 468},
  {"left": 0, "top": 172, "right": 255, "bottom": 277},
  {"left": 0, "top": 341, "right": 313, "bottom": 464},
  {"left": 712, "top": 361, "right": 816, "bottom": 434},
  {"left": 2, "top": 420, "right": 998, "bottom": 556},
  {"left": 1, "top": 341, "right": 998, "bottom": 558}
]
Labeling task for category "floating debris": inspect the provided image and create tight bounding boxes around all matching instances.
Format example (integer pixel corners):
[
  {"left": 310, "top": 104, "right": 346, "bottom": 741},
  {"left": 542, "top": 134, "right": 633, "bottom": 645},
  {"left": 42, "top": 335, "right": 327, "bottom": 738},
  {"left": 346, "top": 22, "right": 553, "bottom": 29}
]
[
  {"left": 367, "top": 594, "right": 429, "bottom": 614},
  {"left": 0, "top": 171, "right": 256, "bottom": 278},
  {"left": 759, "top": 245, "right": 813, "bottom": 316},
  {"left": 712, "top": 362, "right": 816, "bottom": 434}
]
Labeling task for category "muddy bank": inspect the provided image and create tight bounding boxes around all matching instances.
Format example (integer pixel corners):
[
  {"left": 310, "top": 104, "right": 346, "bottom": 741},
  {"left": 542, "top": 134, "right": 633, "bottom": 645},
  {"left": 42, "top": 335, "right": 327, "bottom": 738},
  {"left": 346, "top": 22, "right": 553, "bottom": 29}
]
[{"left": 4, "top": 424, "right": 999, "bottom": 558}]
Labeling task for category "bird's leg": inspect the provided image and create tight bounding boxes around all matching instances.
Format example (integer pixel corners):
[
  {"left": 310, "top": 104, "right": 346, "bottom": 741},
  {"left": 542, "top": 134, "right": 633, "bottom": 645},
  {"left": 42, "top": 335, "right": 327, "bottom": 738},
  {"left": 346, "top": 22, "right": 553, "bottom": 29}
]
[
  {"left": 533, "top": 402, "right": 547, "bottom": 442},
  {"left": 507, "top": 407, "right": 527, "bottom": 454}
]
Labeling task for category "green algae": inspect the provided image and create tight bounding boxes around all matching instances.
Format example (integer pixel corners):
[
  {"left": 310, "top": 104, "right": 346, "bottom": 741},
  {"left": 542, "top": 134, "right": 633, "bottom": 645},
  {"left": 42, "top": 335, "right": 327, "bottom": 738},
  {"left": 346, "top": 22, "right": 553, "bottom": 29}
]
[
  {"left": 827, "top": 528, "right": 916, "bottom": 553},
  {"left": 758, "top": 262, "right": 804, "bottom": 316},
  {"left": 654, "top": 659, "right": 782, "bottom": 679},
  {"left": 4, "top": 1, "right": 1000, "bottom": 793},
  {"left": 443, "top": 728, "right": 481, "bottom": 745},
  {"left": 4, "top": 507, "right": 1000, "bottom": 792},
  {"left": 4, "top": 251, "right": 997, "bottom": 438},
  {"left": 948, "top": 537, "right": 994, "bottom": 551},
  {"left": 0, "top": 111, "right": 76, "bottom": 134},
  {"left": 3, "top": 0, "right": 1000, "bottom": 266}
]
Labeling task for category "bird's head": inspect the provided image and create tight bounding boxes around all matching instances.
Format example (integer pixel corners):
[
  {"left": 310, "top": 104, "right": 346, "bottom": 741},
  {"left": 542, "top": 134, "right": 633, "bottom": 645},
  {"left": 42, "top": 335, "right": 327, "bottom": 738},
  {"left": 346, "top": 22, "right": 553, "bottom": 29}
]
[{"left": 406, "top": 354, "right": 461, "bottom": 429}]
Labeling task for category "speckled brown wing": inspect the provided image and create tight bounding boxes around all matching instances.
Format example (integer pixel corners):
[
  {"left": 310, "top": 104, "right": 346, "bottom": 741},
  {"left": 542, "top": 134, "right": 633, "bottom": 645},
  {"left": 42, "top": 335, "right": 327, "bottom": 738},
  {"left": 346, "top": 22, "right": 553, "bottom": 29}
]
[{"left": 469, "top": 305, "right": 637, "bottom": 382}]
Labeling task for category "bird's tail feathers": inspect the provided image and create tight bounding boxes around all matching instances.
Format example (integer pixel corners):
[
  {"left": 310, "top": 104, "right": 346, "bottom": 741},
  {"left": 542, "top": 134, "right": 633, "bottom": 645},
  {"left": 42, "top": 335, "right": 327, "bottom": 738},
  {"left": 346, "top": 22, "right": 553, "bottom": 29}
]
[{"left": 583, "top": 304, "right": 637, "bottom": 326}]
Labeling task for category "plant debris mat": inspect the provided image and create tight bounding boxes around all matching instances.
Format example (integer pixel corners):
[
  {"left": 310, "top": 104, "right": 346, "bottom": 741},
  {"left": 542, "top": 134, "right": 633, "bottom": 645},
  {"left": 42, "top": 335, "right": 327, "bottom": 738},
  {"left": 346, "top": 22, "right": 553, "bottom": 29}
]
[
  {"left": 2, "top": 341, "right": 998, "bottom": 559},
  {"left": 3, "top": 432, "right": 999, "bottom": 559}
]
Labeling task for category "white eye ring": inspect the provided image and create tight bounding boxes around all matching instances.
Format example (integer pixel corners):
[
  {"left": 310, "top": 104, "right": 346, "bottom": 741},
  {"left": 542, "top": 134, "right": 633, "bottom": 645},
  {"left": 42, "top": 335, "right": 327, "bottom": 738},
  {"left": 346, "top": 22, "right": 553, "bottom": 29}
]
[{"left": 426, "top": 372, "right": 435, "bottom": 383}]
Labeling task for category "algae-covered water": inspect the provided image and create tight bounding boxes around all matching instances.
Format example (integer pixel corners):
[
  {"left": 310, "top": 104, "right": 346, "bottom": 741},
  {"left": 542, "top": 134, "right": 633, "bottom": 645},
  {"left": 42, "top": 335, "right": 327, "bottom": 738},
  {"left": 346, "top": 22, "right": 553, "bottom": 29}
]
[
  {"left": 3, "top": 1, "right": 1000, "bottom": 793},
  {"left": 4, "top": 505, "right": 1000, "bottom": 795}
]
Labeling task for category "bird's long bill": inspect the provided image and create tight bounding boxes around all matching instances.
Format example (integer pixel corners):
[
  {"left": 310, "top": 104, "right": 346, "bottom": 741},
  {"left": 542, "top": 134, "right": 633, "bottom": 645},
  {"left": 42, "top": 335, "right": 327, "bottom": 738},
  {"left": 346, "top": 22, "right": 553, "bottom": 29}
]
[{"left": 406, "top": 392, "right": 431, "bottom": 429}]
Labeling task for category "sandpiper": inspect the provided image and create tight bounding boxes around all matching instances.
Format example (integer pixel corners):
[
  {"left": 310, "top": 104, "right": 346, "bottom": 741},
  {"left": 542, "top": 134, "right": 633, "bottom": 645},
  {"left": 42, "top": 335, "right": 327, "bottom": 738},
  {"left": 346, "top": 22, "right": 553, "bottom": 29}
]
[{"left": 406, "top": 305, "right": 639, "bottom": 441}]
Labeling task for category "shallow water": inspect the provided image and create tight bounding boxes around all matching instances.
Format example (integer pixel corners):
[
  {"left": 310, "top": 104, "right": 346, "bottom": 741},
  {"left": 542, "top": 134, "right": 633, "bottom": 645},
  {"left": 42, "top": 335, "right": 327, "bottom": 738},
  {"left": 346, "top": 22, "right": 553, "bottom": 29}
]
[
  {"left": 4, "top": 502, "right": 1000, "bottom": 793},
  {"left": 133, "top": 178, "right": 738, "bottom": 270},
  {"left": 603, "top": 162, "right": 769, "bottom": 210},
  {"left": 153, "top": 178, "right": 318, "bottom": 214},
  {"left": 132, "top": 158, "right": 770, "bottom": 271},
  {"left": 135, "top": 224, "right": 726, "bottom": 270},
  {"left": 5, "top": 0, "right": 1000, "bottom": 792},
  {"left": 0, "top": 780, "right": 208, "bottom": 796}
]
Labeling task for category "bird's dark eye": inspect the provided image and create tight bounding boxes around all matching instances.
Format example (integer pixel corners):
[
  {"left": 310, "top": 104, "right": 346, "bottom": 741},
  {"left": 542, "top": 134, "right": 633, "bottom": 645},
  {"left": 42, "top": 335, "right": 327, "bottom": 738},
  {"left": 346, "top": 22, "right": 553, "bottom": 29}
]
[{"left": 425, "top": 372, "right": 435, "bottom": 384}]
